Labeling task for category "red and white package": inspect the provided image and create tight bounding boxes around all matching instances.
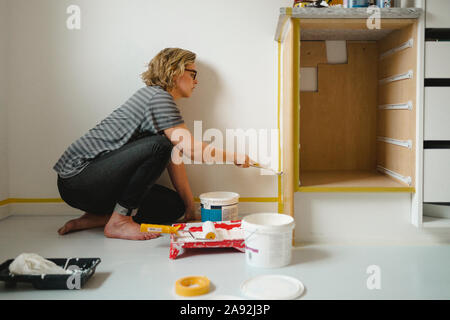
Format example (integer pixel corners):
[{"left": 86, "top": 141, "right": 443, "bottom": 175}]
[{"left": 169, "top": 220, "right": 245, "bottom": 259}]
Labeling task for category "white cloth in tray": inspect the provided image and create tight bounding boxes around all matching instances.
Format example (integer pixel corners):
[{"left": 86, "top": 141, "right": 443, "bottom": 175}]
[{"left": 9, "top": 253, "right": 72, "bottom": 275}]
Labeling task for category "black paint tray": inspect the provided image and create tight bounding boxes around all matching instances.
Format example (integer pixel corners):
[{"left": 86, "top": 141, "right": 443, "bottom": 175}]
[{"left": 0, "top": 257, "right": 101, "bottom": 290}]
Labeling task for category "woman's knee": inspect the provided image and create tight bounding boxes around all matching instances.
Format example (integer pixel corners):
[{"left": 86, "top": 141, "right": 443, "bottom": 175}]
[
  {"left": 134, "top": 185, "right": 185, "bottom": 224},
  {"left": 148, "top": 135, "right": 173, "bottom": 160}
]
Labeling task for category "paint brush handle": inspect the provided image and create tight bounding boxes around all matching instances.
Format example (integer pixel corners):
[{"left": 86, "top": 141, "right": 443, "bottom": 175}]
[
  {"left": 250, "top": 162, "right": 264, "bottom": 169},
  {"left": 250, "top": 163, "right": 283, "bottom": 175}
]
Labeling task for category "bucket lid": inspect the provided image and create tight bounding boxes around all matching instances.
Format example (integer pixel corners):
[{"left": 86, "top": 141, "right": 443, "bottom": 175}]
[
  {"left": 242, "top": 213, "right": 295, "bottom": 233},
  {"left": 199, "top": 192, "right": 239, "bottom": 206},
  {"left": 240, "top": 275, "right": 304, "bottom": 300}
]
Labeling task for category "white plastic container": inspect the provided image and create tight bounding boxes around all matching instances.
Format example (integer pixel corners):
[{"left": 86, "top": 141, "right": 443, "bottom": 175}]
[
  {"left": 242, "top": 213, "right": 295, "bottom": 268},
  {"left": 199, "top": 192, "right": 239, "bottom": 222}
]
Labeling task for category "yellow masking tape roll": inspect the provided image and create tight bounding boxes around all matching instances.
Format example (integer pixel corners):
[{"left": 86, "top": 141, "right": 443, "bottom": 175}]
[{"left": 175, "top": 276, "right": 210, "bottom": 297}]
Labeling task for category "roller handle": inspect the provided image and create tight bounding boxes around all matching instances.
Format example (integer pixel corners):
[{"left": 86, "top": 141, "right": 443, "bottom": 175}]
[{"left": 140, "top": 224, "right": 181, "bottom": 234}]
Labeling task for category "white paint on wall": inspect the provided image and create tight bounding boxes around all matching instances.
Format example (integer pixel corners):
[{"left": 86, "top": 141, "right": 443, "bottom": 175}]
[
  {"left": 6, "top": 0, "right": 292, "bottom": 200},
  {"left": 0, "top": 0, "right": 10, "bottom": 219}
]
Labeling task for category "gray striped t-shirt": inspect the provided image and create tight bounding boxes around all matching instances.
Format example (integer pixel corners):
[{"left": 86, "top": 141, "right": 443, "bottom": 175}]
[{"left": 53, "top": 86, "right": 184, "bottom": 178}]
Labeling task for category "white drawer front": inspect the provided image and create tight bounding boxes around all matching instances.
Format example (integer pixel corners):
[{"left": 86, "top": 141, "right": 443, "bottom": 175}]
[
  {"left": 424, "top": 150, "right": 450, "bottom": 202},
  {"left": 424, "top": 87, "right": 450, "bottom": 140},
  {"left": 425, "top": 42, "right": 450, "bottom": 78},
  {"left": 426, "top": 0, "right": 450, "bottom": 28}
]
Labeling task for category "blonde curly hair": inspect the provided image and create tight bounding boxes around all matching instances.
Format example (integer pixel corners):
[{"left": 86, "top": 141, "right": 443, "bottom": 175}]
[{"left": 141, "top": 48, "right": 196, "bottom": 91}]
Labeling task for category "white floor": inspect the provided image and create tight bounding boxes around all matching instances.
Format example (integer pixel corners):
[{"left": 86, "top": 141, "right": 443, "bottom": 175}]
[{"left": 1, "top": 215, "right": 450, "bottom": 300}]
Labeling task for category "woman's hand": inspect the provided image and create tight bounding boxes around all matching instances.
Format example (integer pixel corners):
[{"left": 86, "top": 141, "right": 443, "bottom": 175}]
[
  {"left": 182, "top": 203, "right": 197, "bottom": 222},
  {"left": 233, "top": 153, "right": 254, "bottom": 168}
]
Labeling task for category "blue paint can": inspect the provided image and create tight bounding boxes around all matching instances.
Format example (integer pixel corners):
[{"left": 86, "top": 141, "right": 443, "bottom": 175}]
[
  {"left": 200, "top": 192, "right": 239, "bottom": 222},
  {"left": 348, "top": 0, "right": 370, "bottom": 7}
]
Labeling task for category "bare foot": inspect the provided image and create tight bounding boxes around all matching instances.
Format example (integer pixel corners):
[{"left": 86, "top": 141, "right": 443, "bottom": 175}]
[
  {"left": 58, "top": 213, "right": 111, "bottom": 235},
  {"left": 103, "top": 212, "right": 160, "bottom": 241}
]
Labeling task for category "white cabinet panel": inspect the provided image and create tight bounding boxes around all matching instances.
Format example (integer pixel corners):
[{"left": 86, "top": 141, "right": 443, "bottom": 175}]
[
  {"left": 424, "top": 87, "right": 450, "bottom": 140},
  {"left": 426, "top": 0, "right": 450, "bottom": 28},
  {"left": 425, "top": 42, "right": 450, "bottom": 78},
  {"left": 423, "top": 203, "right": 450, "bottom": 219},
  {"left": 424, "top": 150, "right": 450, "bottom": 202}
]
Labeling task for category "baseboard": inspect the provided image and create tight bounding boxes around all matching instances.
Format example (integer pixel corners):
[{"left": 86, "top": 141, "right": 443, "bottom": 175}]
[
  {"left": 8, "top": 202, "right": 80, "bottom": 216},
  {"left": 5, "top": 200, "right": 278, "bottom": 217}
]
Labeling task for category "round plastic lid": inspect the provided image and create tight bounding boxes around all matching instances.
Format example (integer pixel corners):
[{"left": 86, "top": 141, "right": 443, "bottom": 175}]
[
  {"left": 242, "top": 213, "right": 295, "bottom": 233},
  {"left": 199, "top": 192, "right": 240, "bottom": 206},
  {"left": 240, "top": 275, "right": 304, "bottom": 300}
]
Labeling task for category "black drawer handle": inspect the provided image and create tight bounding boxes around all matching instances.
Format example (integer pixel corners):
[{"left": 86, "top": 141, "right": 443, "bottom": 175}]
[
  {"left": 425, "top": 79, "right": 450, "bottom": 87},
  {"left": 425, "top": 28, "right": 450, "bottom": 41},
  {"left": 424, "top": 141, "right": 450, "bottom": 149}
]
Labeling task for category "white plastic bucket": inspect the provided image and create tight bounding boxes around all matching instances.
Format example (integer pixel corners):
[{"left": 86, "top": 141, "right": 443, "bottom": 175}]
[
  {"left": 242, "top": 213, "right": 295, "bottom": 268},
  {"left": 199, "top": 192, "right": 239, "bottom": 222}
]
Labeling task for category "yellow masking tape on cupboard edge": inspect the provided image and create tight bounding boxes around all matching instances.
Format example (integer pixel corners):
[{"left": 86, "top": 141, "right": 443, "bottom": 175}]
[
  {"left": 140, "top": 224, "right": 181, "bottom": 234},
  {"left": 277, "top": 40, "right": 283, "bottom": 214}
]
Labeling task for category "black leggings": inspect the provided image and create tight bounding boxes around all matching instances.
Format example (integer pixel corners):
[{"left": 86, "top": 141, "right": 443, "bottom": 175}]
[{"left": 57, "top": 135, "right": 185, "bottom": 224}]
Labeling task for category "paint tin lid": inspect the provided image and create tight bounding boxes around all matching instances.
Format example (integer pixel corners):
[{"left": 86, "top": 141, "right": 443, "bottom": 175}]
[
  {"left": 242, "top": 213, "right": 295, "bottom": 233},
  {"left": 199, "top": 192, "right": 240, "bottom": 206},
  {"left": 240, "top": 275, "right": 304, "bottom": 300}
]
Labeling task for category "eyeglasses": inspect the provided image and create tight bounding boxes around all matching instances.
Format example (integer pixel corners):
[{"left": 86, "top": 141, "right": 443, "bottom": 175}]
[{"left": 185, "top": 68, "right": 197, "bottom": 80}]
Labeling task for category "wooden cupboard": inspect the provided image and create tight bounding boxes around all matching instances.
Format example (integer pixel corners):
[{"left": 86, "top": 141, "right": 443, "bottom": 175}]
[{"left": 275, "top": 7, "right": 424, "bottom": 223}]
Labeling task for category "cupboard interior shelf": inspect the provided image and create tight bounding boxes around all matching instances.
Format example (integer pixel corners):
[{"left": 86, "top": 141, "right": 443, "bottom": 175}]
[{"left": 299, "top": 171, "right": 414, "bottom": 192}]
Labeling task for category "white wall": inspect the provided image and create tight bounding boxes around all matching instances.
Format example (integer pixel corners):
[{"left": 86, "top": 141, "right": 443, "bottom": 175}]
[
  {"left": 0, "top": 0, "right": 10, "bottom": 219},
  {"left": 6, "top": 0, "right": 292, "bottom": 215}
]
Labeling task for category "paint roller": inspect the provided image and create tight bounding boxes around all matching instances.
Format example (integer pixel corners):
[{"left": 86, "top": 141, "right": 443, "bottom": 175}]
[
  {"left": 139, "top": 223, "right": 181, "bottom": 234},
  {"left": 201, "top": 221, "right": 217, "bottom": 240}
]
